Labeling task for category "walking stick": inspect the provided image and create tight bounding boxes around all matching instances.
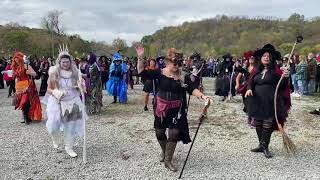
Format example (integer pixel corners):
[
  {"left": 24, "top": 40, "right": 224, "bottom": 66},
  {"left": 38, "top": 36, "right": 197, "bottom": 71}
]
[
  {"left": 78, "top": 65, "right": 87, "bottom": 164},
  {"left": 225, "top": 64, "right": 236, "bottom": 102},
  {"left": 178, "top": 99, "right": 211, "bottom": 179},
  {"left": 274, "top": 36, "right": 303, "bottom": 154}
]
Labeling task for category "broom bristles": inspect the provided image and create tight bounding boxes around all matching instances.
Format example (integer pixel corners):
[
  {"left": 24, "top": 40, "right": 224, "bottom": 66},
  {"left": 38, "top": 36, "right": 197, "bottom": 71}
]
[{"left": 281, "top": 132, "right": 296, "bottom": 154}]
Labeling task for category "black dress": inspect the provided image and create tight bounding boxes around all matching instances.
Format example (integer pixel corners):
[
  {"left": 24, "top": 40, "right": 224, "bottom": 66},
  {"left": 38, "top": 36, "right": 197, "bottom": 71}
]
[
  {"left": 247, "top": 70, "right": 288, "bottom": 127},
  {"left": 236, "top": 66, "right": 251, "bottom": 112},
  {"left": 141, "top": 69, "right": 200, "bottom": 144},
  {"left": 143, "top": 79, "right": 155, "bottom": 93},
  {"left": 39, "top": 62, "right": 49, "bottom": 96},
  {"left": 215, "top": 61, "right": 235, "bottom": 96}
]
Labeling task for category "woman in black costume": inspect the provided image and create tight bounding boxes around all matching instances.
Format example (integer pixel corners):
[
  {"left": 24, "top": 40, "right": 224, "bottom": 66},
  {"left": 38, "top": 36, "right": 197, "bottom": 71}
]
[
  {"left": 215, "top": 53, "right": 235, "bottom": 101},
  {"left": 136, "top": 46, "right": 212, "bottom": 172},
  {"left": 245, "top": 44, "right": 291, "bottom": 158}
]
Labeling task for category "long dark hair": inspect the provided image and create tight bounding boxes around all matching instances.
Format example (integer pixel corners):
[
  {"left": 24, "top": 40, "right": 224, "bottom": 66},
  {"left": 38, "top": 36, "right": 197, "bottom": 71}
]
[
  {"left": 256, "top": 53, "right": 276, "bottom": 73},
  {"left": 245, "top": 58, "right": 258, "bottom": 70}
]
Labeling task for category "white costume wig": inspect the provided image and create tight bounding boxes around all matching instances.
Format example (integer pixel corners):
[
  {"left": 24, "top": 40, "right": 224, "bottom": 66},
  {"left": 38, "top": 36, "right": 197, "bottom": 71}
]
[{"left": 48, "top": 44, "right": 80, "bottom": 89}]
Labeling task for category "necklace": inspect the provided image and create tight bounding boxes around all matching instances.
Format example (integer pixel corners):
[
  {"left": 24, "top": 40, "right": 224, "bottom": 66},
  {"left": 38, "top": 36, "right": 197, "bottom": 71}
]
[{"left": 261, "top": 68, "right": 268, "bottom": 79}]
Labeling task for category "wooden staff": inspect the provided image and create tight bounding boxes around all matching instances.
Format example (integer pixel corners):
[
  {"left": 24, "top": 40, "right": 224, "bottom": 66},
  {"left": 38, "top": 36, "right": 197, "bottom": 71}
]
[{"left": 273, "top": 36, "right": 303, "bottom": 154}]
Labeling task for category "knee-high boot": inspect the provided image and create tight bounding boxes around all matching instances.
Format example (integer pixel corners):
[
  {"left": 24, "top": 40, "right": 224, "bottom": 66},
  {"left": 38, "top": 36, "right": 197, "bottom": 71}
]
[
  {"left": 251, "top": 126, "right": 263, "bottom": 152},
  {"left": 157, "top": 140, "right": 167, "bottom": 162},
  {"left": 261, "top": 128, "right": 273, "bottom": 158},
  {"left": 164, "top": 142, "right": 177, "bottom": 172},
  {"left": 22, "top": 102, "right": 31, "bottom": 125},
  {"left": 112, "top": 96, "right": 117, "bottom": 103}
]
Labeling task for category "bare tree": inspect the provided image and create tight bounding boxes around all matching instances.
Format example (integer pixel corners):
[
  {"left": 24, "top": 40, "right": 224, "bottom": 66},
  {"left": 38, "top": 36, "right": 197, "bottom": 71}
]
[
  {"left": 41, "top": 10, "right": 65, "bottom": 58},
  {"left": 41, "top": 10, "right": 64, "bottom": 35},
  {"left": 112, "top": 38, "right": 128, "bottom": 53},
  {"left": 5, "top": 22, "right": 21, "bottom": 28}
]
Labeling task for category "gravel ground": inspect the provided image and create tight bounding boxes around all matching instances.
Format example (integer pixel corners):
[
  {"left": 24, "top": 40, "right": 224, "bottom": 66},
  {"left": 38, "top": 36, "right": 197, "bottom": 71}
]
[{"left": 0, "top": 78, "right": 320, "bottom": 180}]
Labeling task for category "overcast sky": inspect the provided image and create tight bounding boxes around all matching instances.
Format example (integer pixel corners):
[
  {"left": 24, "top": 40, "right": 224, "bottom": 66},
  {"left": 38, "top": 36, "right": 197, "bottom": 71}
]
[{"left": 0, "top": 0, "right": 319, "bottom": 44}]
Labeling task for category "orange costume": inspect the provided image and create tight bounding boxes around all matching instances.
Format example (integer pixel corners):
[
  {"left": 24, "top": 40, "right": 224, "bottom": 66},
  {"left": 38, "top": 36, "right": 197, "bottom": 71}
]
[{"left": 12, "top": 52, "right": 42, "bottom": 123}]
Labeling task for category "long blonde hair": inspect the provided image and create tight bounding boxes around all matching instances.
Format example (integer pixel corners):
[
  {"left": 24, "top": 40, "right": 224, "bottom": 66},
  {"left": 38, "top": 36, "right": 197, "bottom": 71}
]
[{"left": 299, "top": 55, "right": 306, "bottom": 64}]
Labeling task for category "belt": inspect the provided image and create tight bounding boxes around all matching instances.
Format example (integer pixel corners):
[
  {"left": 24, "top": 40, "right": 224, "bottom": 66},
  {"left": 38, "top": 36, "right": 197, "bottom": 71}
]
[{"left": 158, "top": 91, "right": 182, "bottom": 100}]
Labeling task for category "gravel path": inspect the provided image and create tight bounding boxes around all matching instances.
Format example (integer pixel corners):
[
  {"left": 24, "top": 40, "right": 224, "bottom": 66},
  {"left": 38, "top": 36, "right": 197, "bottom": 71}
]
[{"left": 0, "top": 78, "right": 320, "bottom": 180}]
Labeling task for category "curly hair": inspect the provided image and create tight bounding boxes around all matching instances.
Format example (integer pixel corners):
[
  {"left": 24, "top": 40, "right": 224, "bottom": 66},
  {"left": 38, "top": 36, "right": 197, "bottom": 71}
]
[
  {"left": 256, "top": 52, "right": 276, "bottom": 73},
  {"left": 12, "top": 51, "right": 27, "bottom": 79}
]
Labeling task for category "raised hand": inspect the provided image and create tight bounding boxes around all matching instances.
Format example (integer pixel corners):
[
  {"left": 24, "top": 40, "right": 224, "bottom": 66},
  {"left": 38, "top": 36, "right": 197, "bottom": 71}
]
[{"left": 134, "top": 43, "right": 144, "bottom": 58}]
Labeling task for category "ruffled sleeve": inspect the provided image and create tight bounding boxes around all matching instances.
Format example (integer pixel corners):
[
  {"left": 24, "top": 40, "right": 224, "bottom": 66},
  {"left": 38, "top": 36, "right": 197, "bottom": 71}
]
[{"left": 140, "top": 69, "right": 161, "bottom": 80}]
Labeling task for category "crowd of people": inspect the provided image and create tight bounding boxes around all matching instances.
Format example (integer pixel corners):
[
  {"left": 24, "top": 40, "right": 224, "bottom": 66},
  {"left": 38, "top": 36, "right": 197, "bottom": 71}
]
[
  {"left": 0, "top": 43, "right": 320, "bottom": 172},
  {"left": 2, "top": 51, "right": 318, "bottom": 102}
]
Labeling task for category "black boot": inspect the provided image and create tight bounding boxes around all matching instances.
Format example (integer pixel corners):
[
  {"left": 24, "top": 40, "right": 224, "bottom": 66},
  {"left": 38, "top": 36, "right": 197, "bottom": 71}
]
[
  {"left": 23, "top": 102, "right": 31, "bottom": 125},
  {"left": 164, "top": 142, "right": 177, "bottom": 172},
  {"left": 261, "top": 140, "right": 272, "bottom": 159},
  {"left": 157, "top": 140, "right": 167, "bottom": 162},
  {"left": 251, "top": 127, "right": 263, "bottom": 153},
  {"left": 261, "top": 128, "right": 273, "bottom": 158},
  {"left": 112, "top": 96, "right": 117, "bottom": 104},
  {"left": 22, "top": 111, "right": 30, "bottom": 125}
]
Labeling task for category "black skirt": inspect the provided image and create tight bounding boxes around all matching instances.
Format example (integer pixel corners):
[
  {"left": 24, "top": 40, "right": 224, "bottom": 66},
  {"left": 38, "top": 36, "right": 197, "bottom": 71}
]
[
  {"left": 215, "top": 73, "right": 236, "bottom": 96},
  {"left": 154, "top": 107, "right": 191, "bottom": 144},
  {"left": 247, "top": 71, "right": 288, "bottom": 128},
  {"left": 143, "top": 80, "right": 154, "bottom": 93}
]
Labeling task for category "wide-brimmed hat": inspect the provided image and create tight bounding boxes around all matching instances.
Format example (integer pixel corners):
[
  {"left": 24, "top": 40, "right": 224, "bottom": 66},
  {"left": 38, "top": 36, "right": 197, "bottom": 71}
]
[
  {"left": 166, "top": 48, "right": 183, "bottom": 62},
  {"left": 222, "top": 53, "right": 233, "bottom": 60},
  {"left": 190, "top": 52, "right": 201, "bottom": 60},
  {"left": 254, "top": 44, "right": 281, "bottom": 60},
  {"left": 112, "top": 52, "right": 123, "bottom": 62},
  {"left": 156, "top": 55, "right": 165, "bottom": 61}
]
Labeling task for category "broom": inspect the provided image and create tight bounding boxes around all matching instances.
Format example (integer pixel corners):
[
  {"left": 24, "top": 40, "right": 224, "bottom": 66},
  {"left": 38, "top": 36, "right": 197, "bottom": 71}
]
[
  {"left": 273, "top": 36, "right": 303, "bottom": 154},
  {"left": 274, "top": 75, "right": 296, "bottom": 154}
]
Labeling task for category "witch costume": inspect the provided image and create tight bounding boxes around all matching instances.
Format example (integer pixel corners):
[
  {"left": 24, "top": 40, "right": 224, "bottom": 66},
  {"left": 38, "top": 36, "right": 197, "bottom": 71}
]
[
  {"left": 138, "top": 51, "right": 204, "bottom": 172},
  {"left": 12, "top": 52, "right": 42, "bottom": 124},
  {"left": 39, "top": 58, "right": 50, "bottom": 96},
  {"left": 236, "top": 51, "right": 257, "bottom": 126},
  {"left": 106, "top": 52, "right": 128, "bottom": 103},
  {"left": 215, "top": 53, "right": 236, "bottom": 100},
  {"left": 246, "top": 44, "right": 291, "bottom": 158},
  {"left": 84, "top": 53, "right": 103, "bottom": 114}
]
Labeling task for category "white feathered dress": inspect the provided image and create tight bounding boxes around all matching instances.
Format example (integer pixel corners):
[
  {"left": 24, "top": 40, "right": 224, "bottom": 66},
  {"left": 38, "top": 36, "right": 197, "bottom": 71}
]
[{"left": 45, "top": 67, "right": 86, "bottom": 148}]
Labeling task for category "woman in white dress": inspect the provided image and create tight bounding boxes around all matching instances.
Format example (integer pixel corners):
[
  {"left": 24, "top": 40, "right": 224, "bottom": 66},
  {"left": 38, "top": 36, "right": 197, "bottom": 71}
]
[{"left": 46, "top": 46, "right": 86, "bottom": 158}]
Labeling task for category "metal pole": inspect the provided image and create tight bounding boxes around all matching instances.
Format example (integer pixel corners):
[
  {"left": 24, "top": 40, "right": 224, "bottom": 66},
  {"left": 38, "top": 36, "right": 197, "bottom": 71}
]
[
  {"left": 178, "top": 100, "right": 211, "bottom": 179},
  {"left": 178, "top": 120, "right": 202, "bottom": 179}
]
